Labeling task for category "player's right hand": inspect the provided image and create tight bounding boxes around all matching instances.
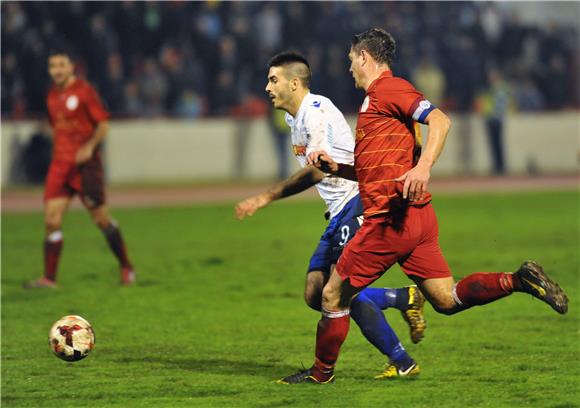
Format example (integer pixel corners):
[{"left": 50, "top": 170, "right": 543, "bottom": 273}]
[
  {"left": 234, "top": 194, "right": 271, "bottom": 220},
  {"left": 307, "top": 150, "right": 339, "bottom": 174},
  {"left": 75, "top": 143, "right": 94, "bottom": 165}
]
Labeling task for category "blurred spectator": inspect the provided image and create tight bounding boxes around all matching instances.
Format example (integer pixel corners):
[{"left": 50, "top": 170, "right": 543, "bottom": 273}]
[
  {"left": 139, "top": 59, "right": 168, "bottom": 117},
  {"left": 124, "top": 81, "right": 143, "bottom": 117},
  {"left": 412, "top": 55, "right": 446, "bottom": 107},
  {"left": 540, "top": 54, "right": 570, "bottom": 109},
  {"left": 478, "top": 69, "right": 513, "bottom": 175},
  {"left": 254, "top": 4, "right": 282, "bottom": 53},
  {"left": 268, "top": 107, "right": 290, "bottom": 180},
  {"left": 21, "top": 123, "right": 52, "bottom": 184},
  {"left": 1, "top": 2, "right": 578, "bottom": 118},
  {"left": 174, "top": 89, "right": 204, "bottom": 119},
  {"left": 103, "top": 53, "right": 125, "bottom": 113},
  {"left": 231, "top": 92, "right": 269, "bottom": 179},
  {"left": 515, "top": 76, "right": 545, "bottom": 111}
]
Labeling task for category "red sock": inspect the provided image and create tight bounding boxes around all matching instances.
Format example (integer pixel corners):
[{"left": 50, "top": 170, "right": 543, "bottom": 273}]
[
  {"left": 311, "top": 309, "right": 350, "bottom": 382},
  {"left": 102, "top": 223, "right": 132, "bottom": 268},
  {"left": 454, "top": 272, "right": 514, "bottom": 308},
  {"left": 44, "top": 232, "right": 63, "bottom": 282}
]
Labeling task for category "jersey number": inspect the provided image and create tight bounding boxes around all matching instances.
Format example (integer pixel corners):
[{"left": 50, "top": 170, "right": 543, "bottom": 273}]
[{"left": 339, "top": 225, "right": 350, "bottom": 246}]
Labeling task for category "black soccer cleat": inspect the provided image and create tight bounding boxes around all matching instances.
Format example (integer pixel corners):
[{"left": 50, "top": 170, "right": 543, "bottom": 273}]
[
  {"left": 276, "top": 368, "right": 334, "bottom": 385},
  {"left": 514, "top": 260, "right": 568, "bottom": 314}
]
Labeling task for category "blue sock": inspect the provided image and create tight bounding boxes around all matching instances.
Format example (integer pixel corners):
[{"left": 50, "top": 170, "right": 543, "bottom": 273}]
[
  {"left": 360, "top": 287, "right": 410, "bottom": 310},
  {"left": 350, "top": 291, "right": 413, "bottom": 365}
]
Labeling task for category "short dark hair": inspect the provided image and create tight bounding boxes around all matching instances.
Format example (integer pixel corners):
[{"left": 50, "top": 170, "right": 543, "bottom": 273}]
[
  {"left": 48, "top": 47, "right": 74, "bottom": 61},
  {"left": 268, "top": 51, "right": 311, "bottom": 88},
  {"left": 351, "top": 28, "right": 396, "bottom": 66}
]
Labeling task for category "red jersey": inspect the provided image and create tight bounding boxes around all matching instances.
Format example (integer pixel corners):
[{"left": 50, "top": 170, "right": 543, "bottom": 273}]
[
  {"left": 355, "top": 70, "right": 435, "bottom": 217},
  {"left": 47, "top": 78, "right": 109, "bottom": 163}
]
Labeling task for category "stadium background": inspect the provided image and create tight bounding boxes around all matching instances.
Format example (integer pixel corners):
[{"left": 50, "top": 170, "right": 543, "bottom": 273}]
[
  {"left": 1, "top": 2, "right": 579, "bottom": 407},
  {"left": 1, "top": 1, "right": 579, "bottom": 189}
]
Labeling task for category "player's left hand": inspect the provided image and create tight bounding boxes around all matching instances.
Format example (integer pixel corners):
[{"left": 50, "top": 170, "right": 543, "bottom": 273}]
[
  {"left": 75, "top": 144, "right": 94, "bottom": 165},
  {"left": 307, "top": 150, "right": 339, "bottom": 174},
  {"left": 395, "top": 163, "right": 430, "bottom": 201}
]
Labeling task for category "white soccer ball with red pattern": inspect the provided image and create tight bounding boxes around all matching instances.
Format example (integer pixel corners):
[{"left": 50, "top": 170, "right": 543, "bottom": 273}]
[{"left": 48, "top": 315, "right": 95, "bottom": 361}]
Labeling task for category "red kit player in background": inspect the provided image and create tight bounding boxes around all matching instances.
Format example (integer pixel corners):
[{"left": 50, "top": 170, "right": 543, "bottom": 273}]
[{"left": 25, "top": 49, "right": 135, "bottom": 288}]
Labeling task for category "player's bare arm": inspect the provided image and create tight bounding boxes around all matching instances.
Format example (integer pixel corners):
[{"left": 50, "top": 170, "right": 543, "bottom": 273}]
[
  {"left": 395, "top": 109, "right": 451, "bottom": 201},
  {"left": 75, "top": 121, "right": 109, "bottom": 165},
  {"left": 307, "top": 151, "right": 358, "bottom": 181},
  {"left": 235, "top": 165, "right": 326, "bottom": 220}
]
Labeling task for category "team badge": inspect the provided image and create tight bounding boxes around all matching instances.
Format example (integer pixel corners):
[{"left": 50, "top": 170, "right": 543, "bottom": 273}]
[
  {"left": 360, "top": 96, "right": 369, "bottom": 112},
  {"left": 66, "top": 95, "right": 79, "bottom": 111},
  {"left": 292, "top": 145, "right": 307, "bottom": 156}
]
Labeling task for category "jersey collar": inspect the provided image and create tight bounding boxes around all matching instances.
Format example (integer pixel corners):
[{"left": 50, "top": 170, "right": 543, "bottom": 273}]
[
  {"left": 292, "top": 92, "right": 312, "bottom": 120},
  {"left": 367, "top": 70, "right": 393, "bottom": 93}
]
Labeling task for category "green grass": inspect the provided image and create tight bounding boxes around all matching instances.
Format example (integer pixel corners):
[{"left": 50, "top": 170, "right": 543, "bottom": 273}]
[{"left": 2, "top": 190, "right": 579, "bottom": 407}]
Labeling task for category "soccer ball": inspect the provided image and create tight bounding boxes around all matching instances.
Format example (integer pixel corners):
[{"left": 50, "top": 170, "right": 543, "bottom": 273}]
[{"left": 48, "top": 315, "right": 95, "bottom": 362}]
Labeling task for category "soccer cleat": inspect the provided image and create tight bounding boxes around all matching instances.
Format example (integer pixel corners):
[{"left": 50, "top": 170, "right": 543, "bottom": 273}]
[
  {"left": 374, "top": 361, "right": 420, "bottom": 380},
  {"left": 401, "top": 286, "right": 426, "bottom": 344},
  {"left": 121, "top": 266, "right": 136, "bottom": 286},
  {"left": 276, "top": 368, "right": 334, "bottom": 385},
  {"left": 23, "top": 277, "right": 58, "bottom": 289},
  {"left": 514, "top": 260, "right": 568, "bottom": 314}
]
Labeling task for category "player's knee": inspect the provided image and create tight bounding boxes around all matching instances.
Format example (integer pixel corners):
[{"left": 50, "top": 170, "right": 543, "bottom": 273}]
[
  {"left": 95, "top": 219, "right": 111, "bottom": 229},
  {"left": 430, "top": 296, "right": 460, "bottom": 315},
  {"left": 304, "top": 291, "right": 321, "bottom": 311},
  {"left": 304, "top": 272, "right": 325, "bottom": 311},
  {"left": 44, "top": 214, "right": 62, "bottom": 233},
  {"left": 321, "top": 284, "right": 341, "bottom": 310},
  {"left": 92, "top": 213, "right": 112, "bottom": 229}
]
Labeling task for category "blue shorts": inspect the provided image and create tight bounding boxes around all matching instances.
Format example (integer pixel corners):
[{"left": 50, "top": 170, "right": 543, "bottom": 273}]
[{"left": 307, "top": 195, "right": 364, "bottom": 273}]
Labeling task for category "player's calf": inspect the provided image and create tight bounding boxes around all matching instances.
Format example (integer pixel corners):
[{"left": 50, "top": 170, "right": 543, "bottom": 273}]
[{"left": 99, "top": 221, "right": 135, "bottom": 285}]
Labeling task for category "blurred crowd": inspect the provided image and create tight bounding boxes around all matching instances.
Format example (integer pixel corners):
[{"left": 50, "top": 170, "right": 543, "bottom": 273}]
[{"left": 2, "top": 1, "right": 579, "bottom": 119}]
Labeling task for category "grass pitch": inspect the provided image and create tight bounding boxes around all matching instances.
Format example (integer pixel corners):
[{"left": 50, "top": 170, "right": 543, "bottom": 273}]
[{"left": 2, "top": 190, "right": 579, "bottom": 407}]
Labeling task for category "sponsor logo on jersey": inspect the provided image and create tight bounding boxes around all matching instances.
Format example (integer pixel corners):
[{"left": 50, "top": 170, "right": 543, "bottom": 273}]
[
  {"left": 360, "top": 96, "right": 370, "bottom": 112},
  {"left": 311, "top": 100, "right": 321, "bottom": 108},
  {"left": 66, "top": 95, "right": 79, "bottom": 111},
  {"left": 292, "top": 144, "right": 307, "bottom": 156},
  {"left": 356, "top": 128, "right": 366, "bottom": 141}
]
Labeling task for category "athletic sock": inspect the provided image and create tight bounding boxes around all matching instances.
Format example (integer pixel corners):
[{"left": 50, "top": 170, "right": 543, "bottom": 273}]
[
  {"left": 453, "top": 272, "right": 514, "bottom": 308},
  {"left": 359, "top": 287, "right": 409, "bottom": 310},
  {"left": 351, "top": 292, "right": 413, "bottom": 363},
  {"left": 44, "top": 231, "right": 63, "bottom": 282},
  {"left": 102, "top": 222, "right": 132, "bottom": 268},
  {"left": 390, "top": 343, "right": 415, "bottom": 370},
  {"left": 311, "top": 308, "right": 350, "bottom": 382}
]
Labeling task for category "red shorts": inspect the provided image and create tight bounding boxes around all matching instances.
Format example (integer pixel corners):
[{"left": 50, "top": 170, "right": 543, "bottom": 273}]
[
  {"left": 335, "top": 202, "right": 451, "bottom": 287},
  {"left": 44, "top": 157, "right": 106, "bottom": 209}
]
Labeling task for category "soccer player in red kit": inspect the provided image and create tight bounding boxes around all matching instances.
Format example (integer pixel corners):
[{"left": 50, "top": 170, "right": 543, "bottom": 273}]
[
  {"left": 25, "top": 49, "right": 135, "bottom": 288},
  {"left": 278, "top": 28, "right": 568, "bottom": 384}
]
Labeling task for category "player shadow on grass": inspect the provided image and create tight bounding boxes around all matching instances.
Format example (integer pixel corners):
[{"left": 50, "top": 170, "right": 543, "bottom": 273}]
[{"left": 114, "top": 355, "right": 298, "bottom": 379}]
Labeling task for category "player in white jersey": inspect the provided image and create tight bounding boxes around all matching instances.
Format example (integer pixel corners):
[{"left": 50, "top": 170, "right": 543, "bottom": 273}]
[
  {"left": 235, "top": 52, "right": 425, "bottom": 379},
  {"left": 284, "top": 92, "right": 359, "bottom": 219}
]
